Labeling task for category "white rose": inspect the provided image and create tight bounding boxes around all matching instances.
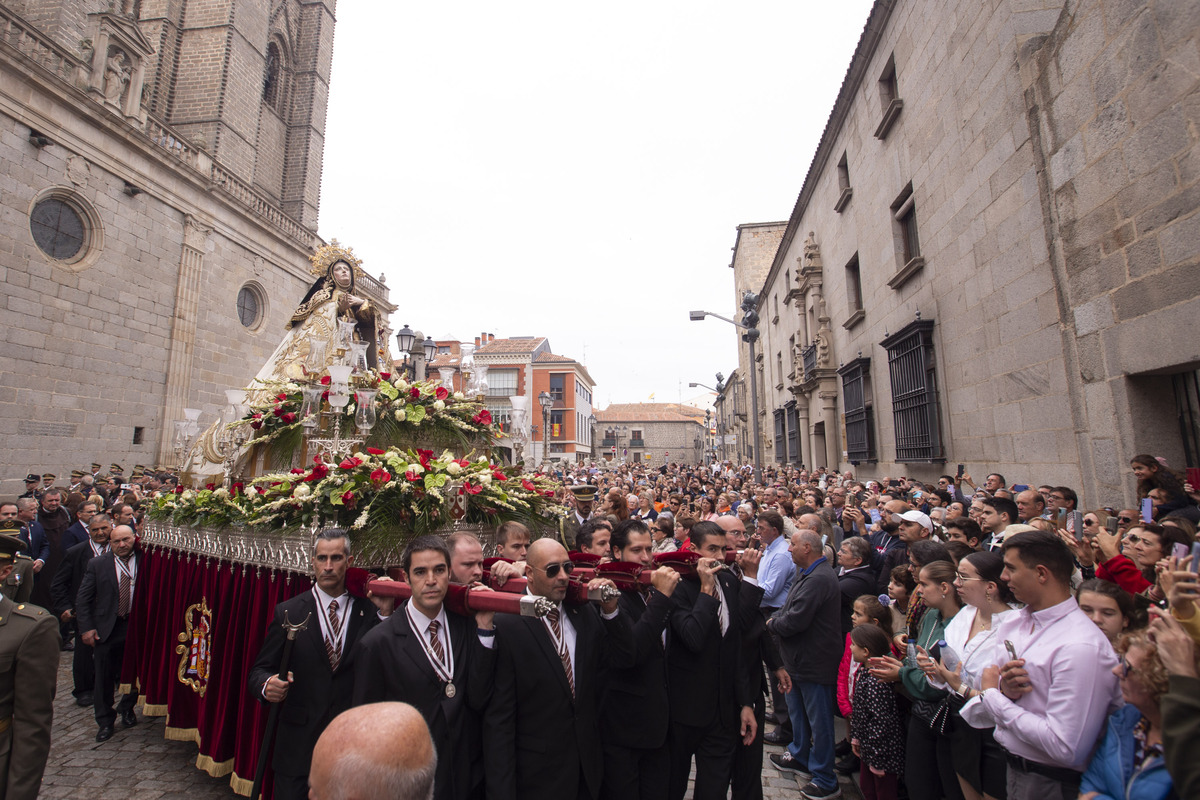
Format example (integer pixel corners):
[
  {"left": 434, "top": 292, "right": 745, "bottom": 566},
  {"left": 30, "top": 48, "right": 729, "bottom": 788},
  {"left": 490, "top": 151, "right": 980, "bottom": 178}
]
[
  {"left": 479, "top": 473, "right": 492, "bottom": 486},
  {"left": 394, "top": 409, "right": 406, "bottom": 421},
  {"left": 433, "top": 400, "right": 446, "bottom": 412},
  {"left": 214, "top": 488, "right": 230, "bottom": 499},
  {"left": 181, "top": 490, "right": 195, "bottom": 501},
  {"left": 293, "top": 484, "right": 311, "bottom": 498},
  {"left": 395, "top": 380, "right": 409, "bottom": 392},
  {"left": 446, "top": 462, "right": 462, "bottom": 476},
  {"left": 452, "top": 392, "right": 465, "bottom": 400}
]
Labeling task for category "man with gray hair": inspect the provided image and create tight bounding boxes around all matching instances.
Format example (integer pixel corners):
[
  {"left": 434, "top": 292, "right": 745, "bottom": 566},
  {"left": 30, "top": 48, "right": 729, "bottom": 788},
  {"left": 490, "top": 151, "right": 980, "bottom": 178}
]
[
  {"left": 309, "top": 702, "right": 437, "bottom": 800},
  {"left": 766, "top": 530, "right": 842, "bottom": 799},
  {"left": 247, "top": 529, "right": 395, "bottom": 800}
]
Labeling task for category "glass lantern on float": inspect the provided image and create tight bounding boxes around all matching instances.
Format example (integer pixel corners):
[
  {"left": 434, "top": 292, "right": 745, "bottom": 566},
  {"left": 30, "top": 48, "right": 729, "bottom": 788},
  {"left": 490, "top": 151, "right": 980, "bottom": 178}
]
[
  {"left": 459, "top": 344, "right": 475, "bottom": 392},
  {"left": 468, "top": 363, "right": 489, "bottom": 398},
  {"left": 439, "top": 367, "right": 456, "bottom": 392},
  {"left": 305, "top": 363, "right": 375, "bottom": 462},
  {"left": 173, "top": 407, "right": 203, "bottom": 470},
  {"left": 215, "top": 389, "right": 251, "bottom": 488},
  {"left": 354, "top": 389, "right": 378, "bottom": 435}
]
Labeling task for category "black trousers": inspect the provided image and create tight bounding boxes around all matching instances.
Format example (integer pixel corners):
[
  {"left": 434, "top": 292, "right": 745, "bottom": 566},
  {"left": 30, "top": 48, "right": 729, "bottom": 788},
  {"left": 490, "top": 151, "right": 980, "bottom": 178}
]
[
  {"left": 72, "top": 636, "right": 95, "bottom": 697},
  {"left": 271, "top": 771, "right": 309, "bottom": 800},
  {"left": 93, "top": 616, "right": 137, "bottom": 727},
  {"left": 602, "top": 739, "right": 670, "bottom": 800},
  {"left": 668, "top": 718, "right": 736, "bottom": 800},
  {"left": 906, "top": 714, "right": 965, "bottom": 800},
  {"left": 731, "top": 692, "right": 766, "bottom": 800}
]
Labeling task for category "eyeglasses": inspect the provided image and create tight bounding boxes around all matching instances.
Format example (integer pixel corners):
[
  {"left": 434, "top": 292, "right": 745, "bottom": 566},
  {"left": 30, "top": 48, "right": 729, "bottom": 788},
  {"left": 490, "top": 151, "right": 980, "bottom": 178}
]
[
  {"left": 1125, "top": 535, "right": 1142, "bottom": 544},
  {"left": 1118, "top": 653, "right": 1130, "bottom": 678},
  {"left": 1118, "top": 516, "right": 1134, "bottom": 523},
  {"left": 954, "top": 573, "right": 984, "bottom": 582},
  {"left": 529, "top": 560, "right": 575, "bottom": 578},
  {"left": 1083, "top": 518, "right": 1098, "bottom": 526}
]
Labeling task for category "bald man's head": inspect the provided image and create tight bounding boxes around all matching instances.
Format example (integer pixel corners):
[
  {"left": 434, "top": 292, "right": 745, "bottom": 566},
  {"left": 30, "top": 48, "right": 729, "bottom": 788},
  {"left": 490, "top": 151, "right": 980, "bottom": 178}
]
[
  {"left": 309, "top": 702, "right": 436, "bottom": 800},
  {"left": 526, "top": 538, "right": 570, "bottom": 602}
]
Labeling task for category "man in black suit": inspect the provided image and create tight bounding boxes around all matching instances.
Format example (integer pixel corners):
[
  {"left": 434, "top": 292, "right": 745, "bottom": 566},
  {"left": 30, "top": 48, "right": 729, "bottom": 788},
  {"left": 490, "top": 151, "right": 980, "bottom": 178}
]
[
  {"left": 484, "top": 538, "right": 634, "bottom": 800},
  {"left": 666, "top": 521, "right": 759, "bottom": 800},
  {"left": 599, "top": 519, "right": 680, "bottom": 800},
  {"left": 62, "top": 500, "right": 98, "bottom": 551},
  {"left": 13, "top": 499, "right": 49, "bottom": 569},
  {"left": 355, "top": 535, "right": 497, "bottom": 800},
  {"left": 246, "top": 528, "right": 393, "bottom": 800},
  {"left": 52, "top": 512, "right": 111, "bottom": 708},
  {"left": 76, "top": 523, "right": 141, "bottom": 742}
]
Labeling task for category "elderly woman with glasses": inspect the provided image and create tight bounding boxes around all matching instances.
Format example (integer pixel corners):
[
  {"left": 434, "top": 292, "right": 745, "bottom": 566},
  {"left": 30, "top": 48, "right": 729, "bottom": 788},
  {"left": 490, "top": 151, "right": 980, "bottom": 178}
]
[
  {"left": 1085, "top": 522, "right": 1195, "bottom": 600},
  {"left": 1078, "top": 632, "right": 1176, "bottom": 800}
]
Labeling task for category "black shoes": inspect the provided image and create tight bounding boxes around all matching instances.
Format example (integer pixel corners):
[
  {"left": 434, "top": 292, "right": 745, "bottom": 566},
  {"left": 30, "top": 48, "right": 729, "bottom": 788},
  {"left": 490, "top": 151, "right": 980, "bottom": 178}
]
[
  {"left": 96, "top": 726, "right": 113, "bottom": 742},
  {"left": 75, "top": 692, "right": 93, "bottom": 707},
  {"left": 835, "top": 753, "right": 860, "bottom": 774},
  {"left": 120, "top": 710, "right": 137, "bottom": 728},
  {"left": 834, "top": 738, "right": 852, "bottom": 757},
  {"left": 764, "top": 727, "right": 793, "bottom": 745}
]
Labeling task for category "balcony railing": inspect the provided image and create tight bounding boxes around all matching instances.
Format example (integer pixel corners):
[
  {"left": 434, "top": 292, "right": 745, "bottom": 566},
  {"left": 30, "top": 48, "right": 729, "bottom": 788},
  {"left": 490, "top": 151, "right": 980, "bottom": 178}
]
[
  {"left": 629, "top": 438, "right": 645, "bottom": 448},
  {"left": 802, "top": 344, "right": 817, "bottom": 378},
  {"left": 600, "top": 438, "right": 616, "bottom": 448}
]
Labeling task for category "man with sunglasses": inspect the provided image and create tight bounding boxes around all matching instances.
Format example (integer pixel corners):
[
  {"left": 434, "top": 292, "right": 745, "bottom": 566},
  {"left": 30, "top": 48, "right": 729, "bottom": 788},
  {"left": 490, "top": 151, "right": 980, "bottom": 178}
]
[{"left": 484, "top": 538, "right": 632, "bottom": 800}]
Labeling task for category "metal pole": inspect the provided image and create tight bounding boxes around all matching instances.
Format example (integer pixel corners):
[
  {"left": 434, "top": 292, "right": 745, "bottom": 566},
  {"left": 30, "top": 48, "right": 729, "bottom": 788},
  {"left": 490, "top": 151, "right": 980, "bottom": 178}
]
[{"left": 747, "top": 332, "right": 762, "bottom": 484}]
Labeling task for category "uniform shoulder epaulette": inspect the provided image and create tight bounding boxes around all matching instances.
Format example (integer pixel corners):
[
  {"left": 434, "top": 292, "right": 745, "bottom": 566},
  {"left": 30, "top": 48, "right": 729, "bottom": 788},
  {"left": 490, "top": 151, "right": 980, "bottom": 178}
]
[
  {"left": 13, "top": 604, "right": 48, "bottom": 617},
  {"left": 14, "top": 554, "right": 30, "bottom": 561}
]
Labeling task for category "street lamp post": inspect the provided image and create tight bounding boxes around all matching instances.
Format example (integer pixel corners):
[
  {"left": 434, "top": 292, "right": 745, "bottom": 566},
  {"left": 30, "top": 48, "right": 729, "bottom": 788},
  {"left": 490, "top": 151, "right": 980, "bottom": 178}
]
[
  {"left": 689, "top": 296, "right": 762, "bottom": 483},
  {"left": 394, "top": 324, "right": 437, "bottom": 380},
  {"left": 587, "top": 413, "right": 597, "bottom": 460},
  {"left": 538, "top": 390, "right": 553, "bottom": 468}
]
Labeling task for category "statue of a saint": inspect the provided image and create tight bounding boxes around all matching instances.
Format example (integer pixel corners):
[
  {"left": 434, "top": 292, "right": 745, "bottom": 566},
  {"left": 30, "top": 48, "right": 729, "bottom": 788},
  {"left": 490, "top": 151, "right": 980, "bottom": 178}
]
[
  {"left": 103, "top": 49, "right": 130, "bottom": 105},
  {"left": 253, "top": 241, "right": 381, "bottom": 391}
]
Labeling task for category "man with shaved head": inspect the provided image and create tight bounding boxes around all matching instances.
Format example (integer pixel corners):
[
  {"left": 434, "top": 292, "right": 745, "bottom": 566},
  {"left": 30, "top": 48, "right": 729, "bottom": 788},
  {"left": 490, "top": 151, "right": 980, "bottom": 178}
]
[
  {"left": 309, "top": 702, "right": 436, "bottom": 800},
  {"left": 484, "top": 538, "right": 633, "bottom": 800}
]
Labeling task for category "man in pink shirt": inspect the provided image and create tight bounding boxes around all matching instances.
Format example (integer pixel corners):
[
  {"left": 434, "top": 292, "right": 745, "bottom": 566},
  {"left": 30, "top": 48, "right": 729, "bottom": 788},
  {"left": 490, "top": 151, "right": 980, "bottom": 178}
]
[{"left": 960, "top": 530, "right": 1121, "bottom": 800}]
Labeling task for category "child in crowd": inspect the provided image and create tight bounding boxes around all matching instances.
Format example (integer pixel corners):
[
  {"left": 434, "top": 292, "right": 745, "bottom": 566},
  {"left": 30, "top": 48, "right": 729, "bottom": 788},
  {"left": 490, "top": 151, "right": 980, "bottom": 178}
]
[{"left": 850, "top": 624, "right": 906, "bottom": 800}]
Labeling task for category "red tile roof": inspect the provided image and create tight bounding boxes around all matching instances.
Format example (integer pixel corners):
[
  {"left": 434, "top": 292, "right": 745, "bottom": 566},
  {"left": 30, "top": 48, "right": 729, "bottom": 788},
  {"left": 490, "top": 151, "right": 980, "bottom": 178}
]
[
  {"left": 595, "top": 403, "right": 708, "bottom": 423},
  {"left": 476, "top": 337, "right": 547, "bottom": 355}
]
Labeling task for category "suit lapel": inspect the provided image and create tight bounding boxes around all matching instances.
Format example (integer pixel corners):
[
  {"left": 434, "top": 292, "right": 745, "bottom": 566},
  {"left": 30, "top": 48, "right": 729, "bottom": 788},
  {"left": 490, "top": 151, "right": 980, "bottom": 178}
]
[
  {"left": 395, "top": 603, "right": 439, "bottom": 681},
  {"left": 300, "top": 592, "right": 331, "bottom": 671},
  {"left": 527, "top": 613, "right": 573, "bottom": 700},
  {"left": 567, "top": 604, "right": 589, "bottom": 698}
]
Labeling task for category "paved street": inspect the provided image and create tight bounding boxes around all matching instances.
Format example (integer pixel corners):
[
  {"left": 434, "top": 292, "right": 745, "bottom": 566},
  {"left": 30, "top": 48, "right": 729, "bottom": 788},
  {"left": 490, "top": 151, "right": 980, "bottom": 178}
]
[{"left": 42, "top": 651, "right": 861, "bottom": 799}]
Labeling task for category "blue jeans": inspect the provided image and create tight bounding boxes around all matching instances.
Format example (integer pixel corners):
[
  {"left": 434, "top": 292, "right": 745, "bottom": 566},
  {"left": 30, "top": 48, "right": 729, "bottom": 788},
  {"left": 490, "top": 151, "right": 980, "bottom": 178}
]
[{"left": 784, "top": 680, "right": 836, "bottom": 790}]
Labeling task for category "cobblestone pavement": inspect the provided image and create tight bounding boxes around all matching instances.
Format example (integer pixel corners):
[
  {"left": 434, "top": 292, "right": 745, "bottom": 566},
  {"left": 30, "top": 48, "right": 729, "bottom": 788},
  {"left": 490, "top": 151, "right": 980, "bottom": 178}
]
[{"left": 41, "top": 651, "right": 861, "bottom": 799}]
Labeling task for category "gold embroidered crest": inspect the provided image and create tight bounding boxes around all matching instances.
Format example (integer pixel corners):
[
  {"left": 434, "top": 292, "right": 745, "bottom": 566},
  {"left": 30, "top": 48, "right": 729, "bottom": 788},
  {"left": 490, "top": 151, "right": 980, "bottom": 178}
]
[{"left": 175, "top": 597, "right": 213, "bottom": 696}]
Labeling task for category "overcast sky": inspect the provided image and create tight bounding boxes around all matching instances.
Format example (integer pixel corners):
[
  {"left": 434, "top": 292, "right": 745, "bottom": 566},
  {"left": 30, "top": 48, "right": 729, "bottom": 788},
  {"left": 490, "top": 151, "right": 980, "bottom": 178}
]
[{"left": 319, "top": 1, "right": 876, "bottom": 410}]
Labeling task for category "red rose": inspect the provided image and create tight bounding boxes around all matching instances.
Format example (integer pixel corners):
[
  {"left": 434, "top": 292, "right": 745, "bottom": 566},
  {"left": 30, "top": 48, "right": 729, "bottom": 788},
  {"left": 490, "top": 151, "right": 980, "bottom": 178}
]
[
  {"left": 320, "top": 375, "right": 331, "bottom": 386},
  {"left": 321, "top": 390, "right": 329, "bottom": 401},
  {"left": 231, "top": 482, "right": 244, "bottom": 495},
  {"left": 435, "top": 386, "right": 449, "bottom": 400},
  {"left": 281, "top": 412, "right": 297, "bottom": 424},
  {"left": 276, "top": 392, "right": 288, "bottom": 402},
  {"left": 341, "top": 491, "right": 356, "bottom": 508},
  {"left": 205, "top": 483, "right": 215, "bottom": 491},
  {"left": 367, "top": 447, "right": 385, "bottom": 456},
  {"left": 290, "top": 468, "right": 305, "bottom": 475},
  {"left": 310, "top": 462, "right": 329, "bottom": 480},
  {"left": 464, "top": 481, "right": 482, "bottom": 495},
  {"left": 370, "top": 468, "right": 391, "bottom": 485},
  {"left": 521, "top": 479, "right": 537, "bottom": 492},
  {"left": 272, "top": 405, "right": 284, "bottom": 417},
  {"left": 410, "top": 387, "right": 421, "bottom": 399},
  {"left": 380, "top": 372, "right": 391, "bottom": 380},
  {"left": 174, "top": 485, "right": 184, "bottom": 494}
]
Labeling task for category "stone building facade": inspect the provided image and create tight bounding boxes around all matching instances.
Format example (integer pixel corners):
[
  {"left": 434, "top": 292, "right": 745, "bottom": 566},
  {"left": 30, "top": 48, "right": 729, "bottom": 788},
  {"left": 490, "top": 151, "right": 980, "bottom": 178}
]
[
  {"left": 595, "top": 403, "right": 707, "bottom": 467},
  {"left": 737, "top": 0, "right": 1199, "bottom": 507},
  {"left": 0, "top": 0, "right": 393, "bottom": 492}
]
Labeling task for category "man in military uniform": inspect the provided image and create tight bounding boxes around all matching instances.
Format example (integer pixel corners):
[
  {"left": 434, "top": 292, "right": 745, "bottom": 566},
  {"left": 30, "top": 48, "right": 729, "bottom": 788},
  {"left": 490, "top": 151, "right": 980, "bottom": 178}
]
[
  {"left": 17, "top": 474, "right": 40, "bottom": 501},
  {"left": 560, "top": 484, "right": 597, "bottom": 550},
  {"left": 0, "top": 529, "right": 60, "bottom": 799},
  {"left": 0, "top": 522, "right": 34, "bottom": 605}
]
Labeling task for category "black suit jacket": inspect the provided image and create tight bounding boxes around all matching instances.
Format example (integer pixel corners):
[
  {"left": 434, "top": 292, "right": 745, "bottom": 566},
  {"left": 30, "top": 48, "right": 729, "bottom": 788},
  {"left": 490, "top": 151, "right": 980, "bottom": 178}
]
[
  {"left": 599, "top": 586, "right": 672, "bottom": 750},
  {"left": 355, "top": 604, "right": 495, "bottom": 800},
  {"left": 51, "top": 541, "right": 99, "bottom": 619},
  {"left": 76, "top": 551, "right": 143, "bottom": 642},
  {"left": 838, "top": 568, "right": 877, "bottom": 634},
  {"left": 62, "top": 522, "right": 89, "bottom": 552},
  {"left": 666, "top": 572, "right": 755, "bottom": 731},
  {"left": 246, "top": 590, "right": 380, "bottom": 778},
  {"left": 484, "top": 601, "right": 634, "bottom": 800}
]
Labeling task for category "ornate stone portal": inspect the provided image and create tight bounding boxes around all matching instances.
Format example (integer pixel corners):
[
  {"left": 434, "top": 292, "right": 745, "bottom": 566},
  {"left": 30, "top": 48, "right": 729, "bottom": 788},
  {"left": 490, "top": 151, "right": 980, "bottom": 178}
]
[{"left": 84, "top": 11, "right": 154, "bottom": 122}]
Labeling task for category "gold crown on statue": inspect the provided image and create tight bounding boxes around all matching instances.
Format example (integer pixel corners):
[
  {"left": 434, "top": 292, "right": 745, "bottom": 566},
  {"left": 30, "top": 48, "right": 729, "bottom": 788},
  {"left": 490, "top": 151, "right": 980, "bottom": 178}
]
[{"left": 309, "top": 239, "right": 364, "bottom": 278}]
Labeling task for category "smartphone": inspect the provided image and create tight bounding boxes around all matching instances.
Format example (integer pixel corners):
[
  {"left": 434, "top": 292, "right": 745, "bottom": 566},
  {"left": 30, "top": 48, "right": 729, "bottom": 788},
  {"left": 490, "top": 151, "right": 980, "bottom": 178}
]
[
  {"left": 956, "top": 464, "right": 965, "bottom": 479},
  {"left": 1069, "top": 511, "right": 1085, "bottom": 541},
  {"left": 1192, "top": 542, "right": 1200, "bottom": 574},
  {"left": 1105, "top": 517, "right": 1119, "bottom": 534},
  {"left": 1173, "top": 543, "right": 1189, "bottom": 561},
  {"left": 1141, "top": 498, "right": 1154, "bottom": 523},
  {"left": 1186, "top": 467, "right": 1200, "bottom": 490},
  {"left": 1004, "top": 640, "right": 1018, "bottom": 662}
]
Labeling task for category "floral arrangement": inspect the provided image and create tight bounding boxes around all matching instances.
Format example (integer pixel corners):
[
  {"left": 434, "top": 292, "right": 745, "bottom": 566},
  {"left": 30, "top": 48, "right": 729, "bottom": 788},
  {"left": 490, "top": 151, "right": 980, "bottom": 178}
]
[
  {"left": 237, "top": 375, "right": 499, "bottom": 468},
  {"left": 150, "top": 445, "right": 566, "bottom": 547}
]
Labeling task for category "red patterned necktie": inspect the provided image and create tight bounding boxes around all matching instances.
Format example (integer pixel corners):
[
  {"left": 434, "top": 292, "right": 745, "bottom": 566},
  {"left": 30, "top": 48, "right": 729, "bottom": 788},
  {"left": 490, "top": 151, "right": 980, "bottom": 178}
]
[
  {"left": 546, "top": 608, "right": 575, "bottom": 696},
  {"left": 326, "top": 598, "right": 341, "bottom": 670},
  {"left": 117, "top": 558, "right": 131, "bottom": 617},
  {"left": 428, "top": 619, "right": 446, "bottom": 665}
]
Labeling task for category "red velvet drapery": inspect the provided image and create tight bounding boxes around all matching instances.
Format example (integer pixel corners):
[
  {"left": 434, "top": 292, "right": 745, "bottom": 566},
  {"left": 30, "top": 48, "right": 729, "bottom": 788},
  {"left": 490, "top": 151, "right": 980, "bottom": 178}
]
[{"left": 124, "top": 547, "right": 311, "bottom": 797}]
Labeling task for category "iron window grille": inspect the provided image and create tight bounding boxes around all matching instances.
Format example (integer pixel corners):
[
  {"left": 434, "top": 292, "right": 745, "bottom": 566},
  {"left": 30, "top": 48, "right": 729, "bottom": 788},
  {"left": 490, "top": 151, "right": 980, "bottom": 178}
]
[
  {"left": 838, "top": 356, "right": 877, "bottom": 464},
  {"left": 881, "top": 320, "right": 944, "bottom": 462}
]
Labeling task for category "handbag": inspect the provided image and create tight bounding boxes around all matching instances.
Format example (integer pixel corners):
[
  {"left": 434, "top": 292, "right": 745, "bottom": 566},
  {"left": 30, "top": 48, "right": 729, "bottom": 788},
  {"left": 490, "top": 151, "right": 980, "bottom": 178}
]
[{"left": 927, "top": 693, "right": 956, "bottom": 735}]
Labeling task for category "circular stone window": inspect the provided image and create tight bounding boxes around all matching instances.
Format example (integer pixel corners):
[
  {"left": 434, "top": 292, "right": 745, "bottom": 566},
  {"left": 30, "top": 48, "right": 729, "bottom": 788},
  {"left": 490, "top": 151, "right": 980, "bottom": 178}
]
[
  {"left": 30, "top": 197, "right": 85, "bottom": 260},
  {"left": 237, "top": 284, "right": 264, "bottom": 329},
  {"left": 28, "top": 188, "right": 102, "bottom": 270}
]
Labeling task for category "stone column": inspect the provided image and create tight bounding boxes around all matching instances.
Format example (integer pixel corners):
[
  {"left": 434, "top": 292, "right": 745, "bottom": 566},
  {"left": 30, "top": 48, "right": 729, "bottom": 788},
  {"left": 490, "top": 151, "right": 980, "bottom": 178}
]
[
  {"left": 796, "top": 397, "right": 811, "bottom": 469},
  {"left": 821, "top": 389, "right": 840, "bottom": 472},
  {"left": 157, "top": 215, "right": 211, "bottom": 465}
]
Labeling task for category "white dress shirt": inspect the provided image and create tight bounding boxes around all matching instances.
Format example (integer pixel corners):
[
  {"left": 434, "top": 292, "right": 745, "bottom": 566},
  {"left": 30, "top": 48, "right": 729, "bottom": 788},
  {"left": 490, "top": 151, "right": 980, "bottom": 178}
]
[{"left": 960, "top": 597, "right": 1122, "bottom": 771}]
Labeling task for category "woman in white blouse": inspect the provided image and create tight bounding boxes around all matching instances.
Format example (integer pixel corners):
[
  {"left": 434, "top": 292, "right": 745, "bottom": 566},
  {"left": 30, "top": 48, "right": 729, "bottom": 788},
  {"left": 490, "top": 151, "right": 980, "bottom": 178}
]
[{"left": 919, "top": 550, "right": 1016, "bottom": 800}]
